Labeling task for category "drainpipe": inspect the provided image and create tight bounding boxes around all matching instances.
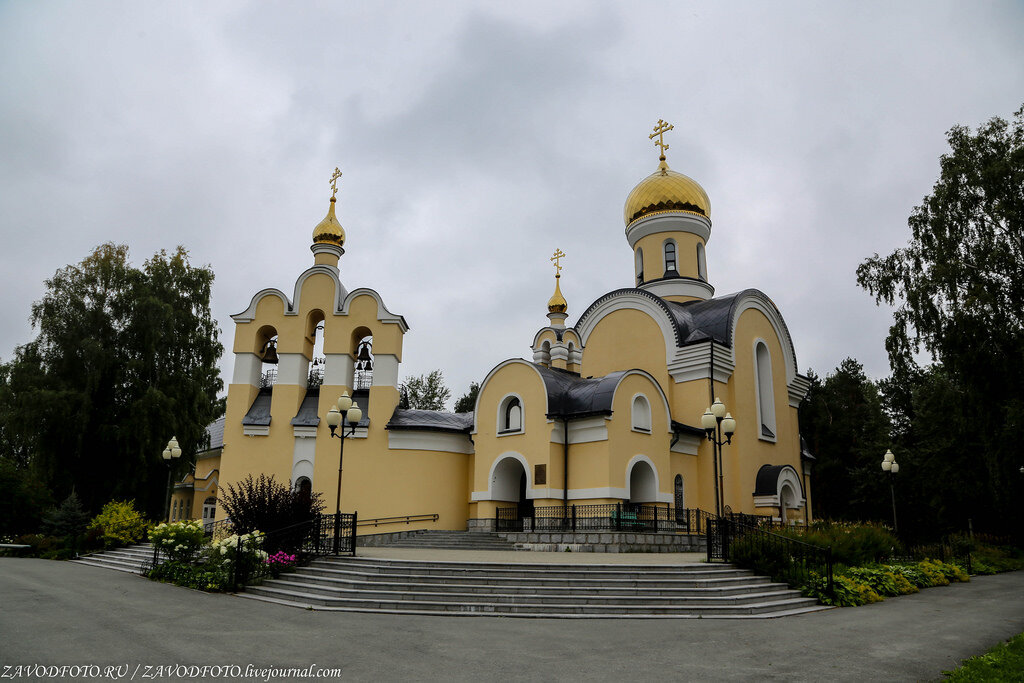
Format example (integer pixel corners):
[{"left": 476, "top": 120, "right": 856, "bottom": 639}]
[
  {"left": 708, "top": 340, "right": 720, "bottom": 517},
  {"left": 563, "top": 417, "right": 570, "bottom": 520}
]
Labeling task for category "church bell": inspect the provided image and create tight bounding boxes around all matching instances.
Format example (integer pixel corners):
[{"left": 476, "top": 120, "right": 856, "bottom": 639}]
[
  {"left": 356, "top": 342, "right": 373, "bottom": 371},
  {"left": 261, "top": 340, "right": 279, "bottom": 365}
]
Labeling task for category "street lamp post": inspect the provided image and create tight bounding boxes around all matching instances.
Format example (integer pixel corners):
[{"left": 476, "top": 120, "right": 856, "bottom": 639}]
[
  {"left": 161, "top": 436, "right": 182, "bottom": 521},
  {"left": 700, "top": 397, "right": 736, "bottom": 517},
  {"left": 325, "top": 392, "right": 362, "bottom": 554},
  {"left": 881, "top": 449, "right": 900, "bottom": 534}
]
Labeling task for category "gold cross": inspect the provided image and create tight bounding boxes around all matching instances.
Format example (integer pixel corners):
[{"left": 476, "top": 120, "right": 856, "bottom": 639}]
[
  {"left": 551, "top": 248, "right": 566, "bottom": 276},
  {"left": 329, "top": 167, "right": 343, "bottom": 199},
  {"left": 649, "top": 119, "right": 674, "bottom": 158}
]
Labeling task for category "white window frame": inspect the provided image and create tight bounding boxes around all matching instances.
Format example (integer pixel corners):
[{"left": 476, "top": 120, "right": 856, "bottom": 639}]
[
  {"left": 754, "top": 339, "right": 777, "bottom": 442},
  {"left": 631, "top": 393, "right": 652, "bottom": 433},
  {"left": 497, "top": 394, "right": 525, "bottom": 435}
]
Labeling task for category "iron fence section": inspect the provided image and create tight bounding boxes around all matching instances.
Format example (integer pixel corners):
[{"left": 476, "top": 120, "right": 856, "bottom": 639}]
[
  {"left": 707, "top": 516, "right": 833, "bottom": 596},
  {"left": 496, "top": 504, "right": 711, "bottom": 534}
]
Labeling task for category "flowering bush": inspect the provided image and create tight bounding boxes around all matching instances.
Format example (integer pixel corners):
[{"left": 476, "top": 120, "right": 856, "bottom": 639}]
[
  {"left": 211, "top": 531, "right": 268, "bottom": 563},
  {"left": 265, "top": 550, "right": 297, "bottom": 578},
  {"left": 88, "top": 500, "right": 150, "bottom": 549},
  {"left": 150, "top": 520, "right": 206, "bottom": 562}
]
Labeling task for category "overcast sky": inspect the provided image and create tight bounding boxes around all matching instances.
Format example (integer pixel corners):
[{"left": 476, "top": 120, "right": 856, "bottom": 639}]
[{"left": 2, "top": 1, "right": 1022, "bottom": 409}]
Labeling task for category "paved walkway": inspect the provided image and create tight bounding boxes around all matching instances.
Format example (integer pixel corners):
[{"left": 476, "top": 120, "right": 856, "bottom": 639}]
[{"left": 3, "top": 557, "right": 1023, "bottom": 681}]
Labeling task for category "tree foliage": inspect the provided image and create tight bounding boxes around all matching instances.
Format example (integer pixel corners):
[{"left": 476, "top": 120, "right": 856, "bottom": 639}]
[
  {"left": 857, "top": 104, "right": 1024, "bottom": 383},
  {"left": 856, "top": 105, "right": 1024, "bottom": 536},
  {"left": 0, "top": 244, "right": 223, "bottom": 519},
  {"left": 799, "top": 360, "right": 891, "bottom": 522},
  {"left": 399, "top": 370, "right": 452, "bottom": 411},
  {"left": 453, "top": 381, "right": 480, "bottom": 413}
]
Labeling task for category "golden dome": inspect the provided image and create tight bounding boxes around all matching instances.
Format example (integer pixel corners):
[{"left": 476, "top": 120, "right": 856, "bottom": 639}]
[
  {"left": 547, "top": 275, "right": 567, "bottom": 314},
  {"left": 624, "top": 158, "right": 711, "bottom": 226},
  {"left": 312, "top": 197, "right": 345, "bottom": 246}
]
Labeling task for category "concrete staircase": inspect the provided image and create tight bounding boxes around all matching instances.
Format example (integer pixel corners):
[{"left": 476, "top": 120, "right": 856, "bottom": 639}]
[
  {"left": 239, "top": 556, "right": 828, "bottom": 618},
  {"left": 377, "top": 530, "right": 519, "bottom": 551},
  {"left": 71, "top": 543, "right": 156, "bottom": 574}
]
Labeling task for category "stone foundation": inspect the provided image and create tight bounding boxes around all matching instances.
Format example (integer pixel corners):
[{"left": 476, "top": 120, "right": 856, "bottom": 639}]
[
  {"left": 356, "top": 529, "right": 425, "bottom": 547},
  {"left": 498, "top": 531, "right": 706, "bottom": 553},
  {"left": 466, "top": 518, "right": 496, "bottom": 533}
]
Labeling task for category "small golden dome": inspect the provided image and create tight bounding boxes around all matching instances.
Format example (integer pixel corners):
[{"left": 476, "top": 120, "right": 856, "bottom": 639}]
[
  {"left": 624, "top": 158, "right": 711, "bottom": 226},
  {"left": 312, "top": 197, "right": 345, "bottom": 246},
  {"left": 547, "top": 275, "right": 567, "bottom": 314}
]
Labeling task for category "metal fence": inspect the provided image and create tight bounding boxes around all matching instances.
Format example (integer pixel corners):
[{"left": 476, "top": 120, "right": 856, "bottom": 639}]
[
  {"left": 496, "top": 504, "right": 712, "bottom": 534},
  {"left": 707, "top": 516, "right": 834, "bottom": 596}
]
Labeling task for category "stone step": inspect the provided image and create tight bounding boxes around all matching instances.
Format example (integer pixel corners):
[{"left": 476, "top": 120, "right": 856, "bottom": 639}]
[
  {"left": 257, "top": 578, "right": 798, "bottom": 606},
  {"left": 233, "top": 555, "right": 824, "bottom": 619},
  {"left": 240, "top": 584, "right": 820, "bottom": 616},
  {"left": 282, "top": 572, "right": 782, "bottom": 596}
]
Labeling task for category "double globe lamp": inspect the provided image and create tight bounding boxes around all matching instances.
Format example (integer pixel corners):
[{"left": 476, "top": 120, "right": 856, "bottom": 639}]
[
  {"left": 161, "top": 436, "right": 182, "bottom": 521},
  {"left": 324, "top": 393, "right": 362, "bottom": 518},
  {"left": 700, "top": 398, "right": 736, "bottom": 517}
]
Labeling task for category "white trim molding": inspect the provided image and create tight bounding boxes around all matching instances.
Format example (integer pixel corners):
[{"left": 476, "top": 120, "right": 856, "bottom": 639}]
[
  {"left": 639, "top": 277, "right": 715, "bottom": 301},
  {"left": 625, "top": 212, "right": 712, "bottom": 248},
  {"left": 387, "top": 430, "right": 474, "bottom": 454}
]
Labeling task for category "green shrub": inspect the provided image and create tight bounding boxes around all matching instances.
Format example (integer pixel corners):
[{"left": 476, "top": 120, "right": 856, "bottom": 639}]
[
  {"left": 794, "top": 521, "right": 898, "bottom": 566},
  {"left": 845, "top": 566, "right": 918, "bottom": 597},
  {"left": 149, "top": 520, "right": 206, "bottom": 562},
  {"left": 147, "top": 560, "right": 230, "bottom": 592},
  {"left": 803, "top": 572, "right": 882, "bottom": 607},
  {"left": 88, "top": 500, "right": 150, "bottom": 549},
  {"left": 971, "top": 543, "right": 1024, "bottom": 573},
  {"left": 11, "top": 534, "right": 60, "bottom": 557}
]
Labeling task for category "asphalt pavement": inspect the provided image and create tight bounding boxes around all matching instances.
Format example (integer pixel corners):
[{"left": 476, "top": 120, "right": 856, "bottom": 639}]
[{"left": 2, "top": 557, "right": 1023, "bottom": 682}]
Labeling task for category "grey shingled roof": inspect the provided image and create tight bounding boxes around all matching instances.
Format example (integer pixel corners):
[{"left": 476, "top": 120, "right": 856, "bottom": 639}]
[
  {"left": 387, "top": 409, "right": 474, "bottom": 433},
  {"left": 534, "top": 366, "right": 625, "bottom": 418},
  {"left": 204, "top": 416, "right": 225, "bottom": 450},
  {"left": 290, "top": 387, "right": 321, "bottom": 427},
  {"left": 241, "top": 388, "right": 273, "bottom": 426}
]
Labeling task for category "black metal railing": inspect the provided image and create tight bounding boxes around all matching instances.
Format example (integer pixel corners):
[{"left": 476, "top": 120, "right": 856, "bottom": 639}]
[
  {"left": 227, "top": 512, "right": 357, "bottom": 591},
  {"left": 358, "top": 513, "right": 439, "bottom": 528},
  {"left": 895, "top": 537, "right": 973, "bottom": 574},
  {"left": 203, "top": 518, "right": 234, "bottom": 538},
  {"left": 707, "top": 516, "right": 833, "bottom": 596},
  {"left": 496, "top": 504, "right": 711, "bottom": 534}
]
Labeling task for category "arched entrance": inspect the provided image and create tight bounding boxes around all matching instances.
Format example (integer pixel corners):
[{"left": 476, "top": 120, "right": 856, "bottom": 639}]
[
  {"left": 628, "top": 459, "right": 657, "bottom": 504},
  {"left": 491, "top": 456, "right": 533, "bottom": 520}
]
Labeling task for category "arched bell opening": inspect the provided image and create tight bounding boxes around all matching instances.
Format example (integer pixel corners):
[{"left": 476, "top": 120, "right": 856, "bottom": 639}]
[
  {"left": 306, "top": 312, "right": 326, "bottom": 388},
  {"left": 350, "top": 326, "right": 374, "bottom": 390},
  {"left": 256, "top": 325, "right": 279, "bottom": 388}
]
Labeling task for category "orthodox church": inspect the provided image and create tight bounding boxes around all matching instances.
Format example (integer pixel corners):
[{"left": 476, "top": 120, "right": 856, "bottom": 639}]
[{"left": 170, "top": 121, "right": 813, "bottom": 534}]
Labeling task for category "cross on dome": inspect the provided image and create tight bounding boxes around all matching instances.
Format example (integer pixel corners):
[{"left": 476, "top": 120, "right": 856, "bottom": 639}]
[
  {"left": 330, "top": 167, "right": 343, "bottom": 199},
  {"left": 649, "top": 119, "right": 674, "bottom": 160}
]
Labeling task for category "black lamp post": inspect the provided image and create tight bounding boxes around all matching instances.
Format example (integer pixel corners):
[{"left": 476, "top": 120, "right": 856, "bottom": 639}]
[
  {"left": 881, "top": 449, "right": 900, "bottom": 534},
  {"left": 161, "top": 436, "right": 182, "bottom": 521},
  {"left": 700, "top": 397, "right": 736, "bottom": 517},
  {"left": 325, "top": 393, "right": 362, "bottom": 553}
]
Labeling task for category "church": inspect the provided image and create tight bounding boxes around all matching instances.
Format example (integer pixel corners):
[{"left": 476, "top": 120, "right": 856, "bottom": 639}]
[{"left": 170, "top": 120, "right": 814, "bottom": 537}]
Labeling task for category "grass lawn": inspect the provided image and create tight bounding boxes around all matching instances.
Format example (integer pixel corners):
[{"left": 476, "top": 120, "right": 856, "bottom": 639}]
[{"left": 943, "top": 631, "right": 1024, "bottom": 681}]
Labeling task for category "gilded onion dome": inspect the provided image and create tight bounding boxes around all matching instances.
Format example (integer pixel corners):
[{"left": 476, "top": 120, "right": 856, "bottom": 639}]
[
  {"left": 312, "top": 196, "right": 346, "bottom": 246},
  {"left": 624, "top": 157, "right": 711, "bottom": 227},
  {"left": 547, "top": 274, "right": 567, "bottom": 314}
]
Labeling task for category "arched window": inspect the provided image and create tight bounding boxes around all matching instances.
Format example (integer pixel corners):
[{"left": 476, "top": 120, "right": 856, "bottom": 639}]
[
  {"left": 352, "top": 333, "right": 374, "bottom": 390},
  {"left": 498, "top": 395, "right": 523, "bottom": 434},
  {"left": 663, "top": 240, "right": 677, "bottom": 275},
  {"left": 631, "top": 394, "right": 651, "bottom": 432},
  {"left": 635, "top": 248, "right": 644, "bottom": 285},
  {"left": 755, "top": 341, "right": 776, "bottom": 440},
  {"left": 697, "top": 242, "right": 707, "bottom": 281},
  {"left": 202, "top": 497, "right": 217, "bottom": 525},
  {"left": 674, "top": 474, "right": 685, "bottom": 521},
  {"left": 295, "top": 477, "right": 312, "bottom": 498},
  {"left": 540, "top": 340, "right": 551, "bottom": 366}
]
